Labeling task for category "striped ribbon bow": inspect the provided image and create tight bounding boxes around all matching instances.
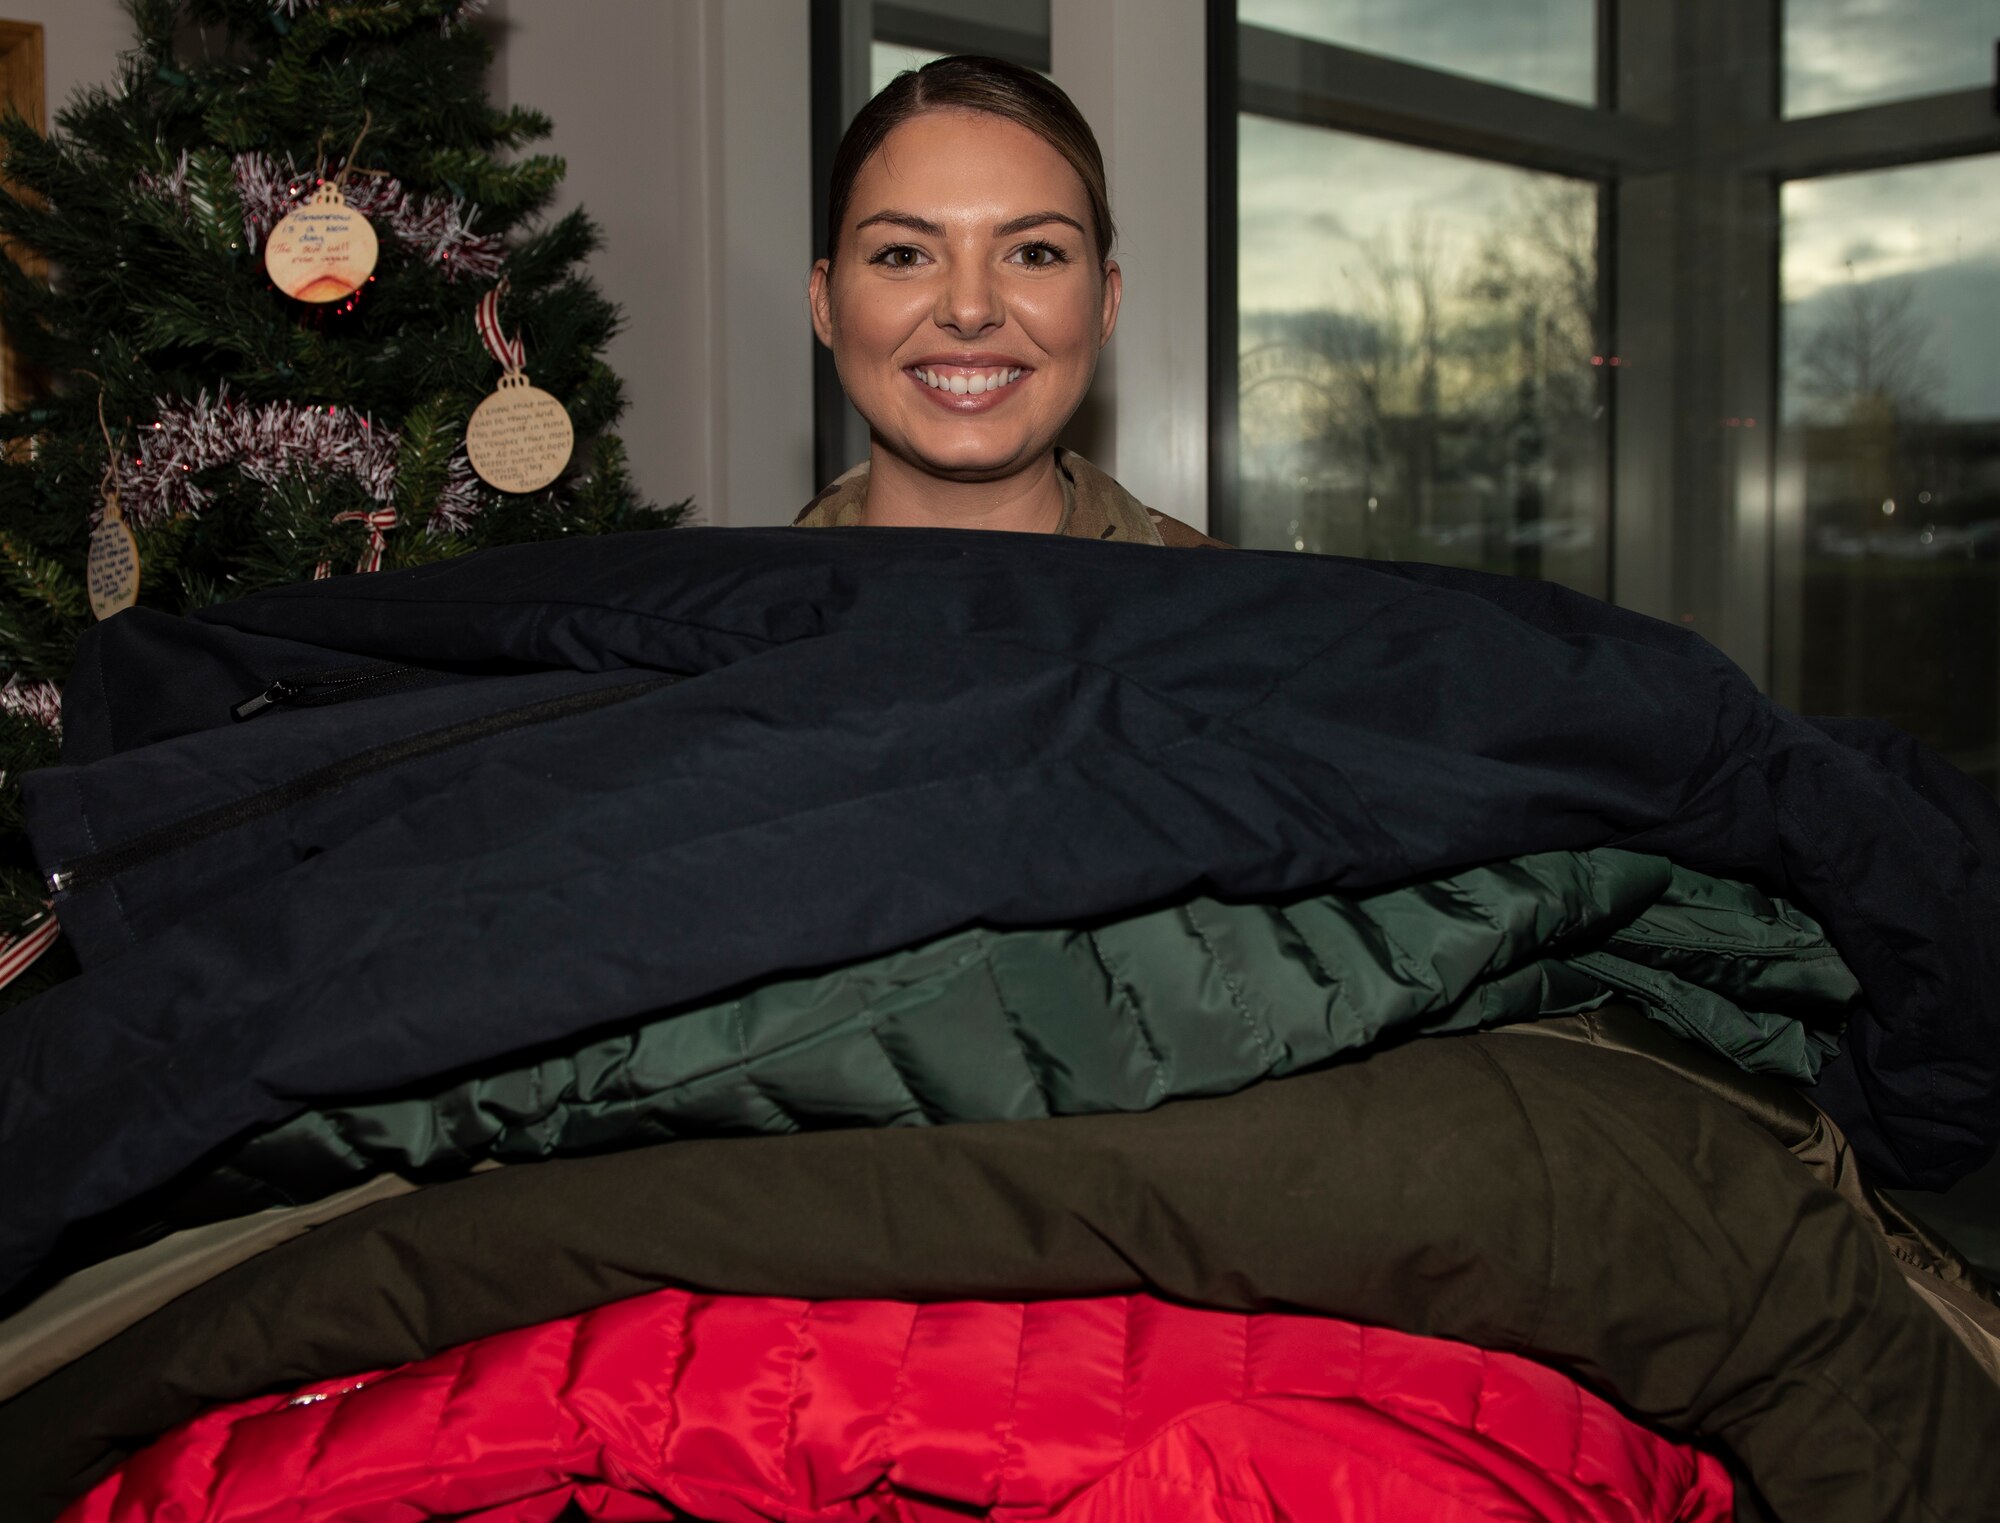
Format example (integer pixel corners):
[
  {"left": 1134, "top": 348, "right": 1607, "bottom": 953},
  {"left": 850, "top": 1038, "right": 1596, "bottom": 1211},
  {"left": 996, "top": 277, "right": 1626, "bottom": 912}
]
[
  {"left": 0, "top": 911, "right": 59, "bottom": 994},
  {"left": 332, "top": 505, "right": 400, "bottom": 574},
  {"left": 474, "top": 277, "right": 526, "bottom": 373},
  {"left": 314, "top": 505, "right": 400, "bottom": 579}
]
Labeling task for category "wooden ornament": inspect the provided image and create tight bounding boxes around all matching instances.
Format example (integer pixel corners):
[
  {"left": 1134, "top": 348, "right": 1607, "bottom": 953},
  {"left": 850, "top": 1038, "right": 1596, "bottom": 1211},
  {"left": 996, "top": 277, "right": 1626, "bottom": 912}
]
[
  {"left": 265, "top": 183, "right": 380, "bottom": 304},
  {"left": 87, "top": 489, "right": 140, "bottom": 620},
  {"left": 465, "top": 370, "right": 574, "bottom": 494}
]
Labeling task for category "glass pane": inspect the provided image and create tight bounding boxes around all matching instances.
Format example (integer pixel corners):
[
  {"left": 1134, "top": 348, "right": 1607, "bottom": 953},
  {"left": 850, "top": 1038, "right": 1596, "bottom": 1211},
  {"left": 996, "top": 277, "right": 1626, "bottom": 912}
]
[
  {"left": 871, "top": 42, "right": 946, "bottom": 99},
  {"left": 1785, "top": 0, "right": 1998, "bottom": 118},
  {"left": 1238, "top": 0, "right": 1598, "bottom": 106},
  {"left": 1780, "top": 155, "right": 2000, "bottom": 791},
  {"left": 1236, "top": 117, "right": 1607, "bottom": 596}
]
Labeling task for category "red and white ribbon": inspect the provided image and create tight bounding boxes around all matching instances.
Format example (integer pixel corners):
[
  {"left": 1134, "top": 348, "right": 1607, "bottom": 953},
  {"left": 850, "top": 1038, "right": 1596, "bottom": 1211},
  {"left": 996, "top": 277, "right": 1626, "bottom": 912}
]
[
  {"left": 474, "top": 278, "right": 526, "bottom": 373},
  {"left": 330, "top": 506, "right": 400, "bottom": 574},
  {"left": 0, "top": 912, "right": 59, "bottom": 994}
]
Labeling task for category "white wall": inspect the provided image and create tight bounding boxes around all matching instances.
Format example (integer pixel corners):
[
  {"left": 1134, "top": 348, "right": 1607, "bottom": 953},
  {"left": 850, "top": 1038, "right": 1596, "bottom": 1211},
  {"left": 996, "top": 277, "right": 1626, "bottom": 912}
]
[
  {"left": 487, "top": 0, "right": 702, "bottom": 517},
  {"left": 698, "top": 0, "right": 817, "bottom": 526},
  {"left": 1055, "top": 0, "right": 1210, "bottom": 531},
  {"left": 491, "top": 0, "right": 815, "bottom": 527},
  {"left": 4, "top": 0, "right": 128, "bottom": 124}
]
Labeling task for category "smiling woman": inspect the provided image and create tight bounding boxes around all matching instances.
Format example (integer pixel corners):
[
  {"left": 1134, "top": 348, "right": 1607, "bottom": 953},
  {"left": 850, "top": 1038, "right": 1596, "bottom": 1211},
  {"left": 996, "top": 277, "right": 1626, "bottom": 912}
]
[{"left": 799, "top": 56, "right": 1223, "bottom": 546}]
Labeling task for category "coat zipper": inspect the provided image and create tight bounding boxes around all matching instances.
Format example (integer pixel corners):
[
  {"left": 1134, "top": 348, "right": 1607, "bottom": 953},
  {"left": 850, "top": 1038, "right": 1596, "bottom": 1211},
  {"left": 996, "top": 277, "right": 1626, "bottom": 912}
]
[
  {"left": 49, "top": 674, "right": 680, "bottom": 896},
  {"left": 232, "top": 663, "right": 436, "bottom": 721}
]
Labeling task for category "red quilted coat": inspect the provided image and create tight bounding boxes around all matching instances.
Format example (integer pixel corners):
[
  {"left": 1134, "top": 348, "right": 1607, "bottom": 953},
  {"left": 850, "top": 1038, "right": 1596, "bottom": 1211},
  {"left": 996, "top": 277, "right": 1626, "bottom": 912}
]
[{"left": 66, "top": 1290, "right": 1733, "bottom": 1523}]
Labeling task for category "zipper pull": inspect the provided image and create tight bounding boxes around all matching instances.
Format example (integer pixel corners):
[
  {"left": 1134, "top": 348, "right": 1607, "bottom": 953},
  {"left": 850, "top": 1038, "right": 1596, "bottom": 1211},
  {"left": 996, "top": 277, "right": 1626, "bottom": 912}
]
[{"left": 231, "top": 679, "right": 300, "bottom": 722}]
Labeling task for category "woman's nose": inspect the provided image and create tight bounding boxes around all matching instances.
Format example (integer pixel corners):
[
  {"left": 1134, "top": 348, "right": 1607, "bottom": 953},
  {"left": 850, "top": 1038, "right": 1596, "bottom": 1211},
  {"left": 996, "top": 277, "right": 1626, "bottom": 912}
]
[{"left": 934, "top": 260, "right": 1002, "bottom": 336}]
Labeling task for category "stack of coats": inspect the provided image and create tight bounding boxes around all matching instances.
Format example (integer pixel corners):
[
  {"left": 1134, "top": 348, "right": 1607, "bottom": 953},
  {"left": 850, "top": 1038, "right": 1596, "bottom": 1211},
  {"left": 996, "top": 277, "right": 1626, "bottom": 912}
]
[{"left": 2, "top": 526, "right": 1999, "bottom": 1522}]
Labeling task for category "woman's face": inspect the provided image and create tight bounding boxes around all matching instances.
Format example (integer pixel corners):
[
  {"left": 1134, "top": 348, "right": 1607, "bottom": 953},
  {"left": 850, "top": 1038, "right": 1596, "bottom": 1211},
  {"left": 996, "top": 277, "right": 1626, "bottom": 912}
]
[{"left": 809, "top": 109, "right": 1121, "bottom": 483}]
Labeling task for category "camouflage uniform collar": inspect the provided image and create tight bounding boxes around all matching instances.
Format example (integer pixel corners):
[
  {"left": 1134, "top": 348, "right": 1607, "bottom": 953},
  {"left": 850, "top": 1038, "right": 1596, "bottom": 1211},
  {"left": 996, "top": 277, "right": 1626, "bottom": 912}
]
[{"left": 793, "top": 449, "right": 1165, "bottom": 546}]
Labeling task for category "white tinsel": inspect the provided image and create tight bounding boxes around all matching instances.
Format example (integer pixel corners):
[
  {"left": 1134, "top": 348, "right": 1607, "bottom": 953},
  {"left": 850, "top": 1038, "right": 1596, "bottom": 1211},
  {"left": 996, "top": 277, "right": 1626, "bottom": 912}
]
[
  {"left": 114, "top": 388, "right": 486, "bottom": 538},
  {"left": 140, "top": 151, "right": 505, "bottom": 282},
  {"left": 0, "top": 676, "right": 62, "bottom": 737},
  {"left": 431, "top": 453, "right": 484, "bottom": 534}
]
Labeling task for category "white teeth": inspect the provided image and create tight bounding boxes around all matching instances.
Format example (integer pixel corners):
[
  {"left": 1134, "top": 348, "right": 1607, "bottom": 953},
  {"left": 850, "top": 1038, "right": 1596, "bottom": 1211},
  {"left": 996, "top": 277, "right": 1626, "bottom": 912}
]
[{"left": 915, "top": 366, "right": 1024, "bottom": 394}]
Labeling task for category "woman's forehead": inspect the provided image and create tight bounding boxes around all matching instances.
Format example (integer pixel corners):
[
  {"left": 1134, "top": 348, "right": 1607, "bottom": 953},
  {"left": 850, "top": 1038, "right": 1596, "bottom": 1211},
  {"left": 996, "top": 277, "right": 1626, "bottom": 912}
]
[{"left": 851, "top": 110, "right": 1090, "bottom": 228}]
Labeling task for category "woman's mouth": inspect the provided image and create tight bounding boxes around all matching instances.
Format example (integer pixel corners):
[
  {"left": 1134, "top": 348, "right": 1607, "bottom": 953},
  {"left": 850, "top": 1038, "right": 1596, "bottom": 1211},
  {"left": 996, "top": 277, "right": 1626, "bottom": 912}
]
[{"left": 906, "top": 364, "right": 1028, "bottom": 410}]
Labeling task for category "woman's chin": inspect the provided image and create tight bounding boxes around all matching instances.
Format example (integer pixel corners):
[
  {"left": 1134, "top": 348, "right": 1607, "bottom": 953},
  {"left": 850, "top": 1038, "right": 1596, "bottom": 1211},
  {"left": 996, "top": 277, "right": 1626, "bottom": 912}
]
[{"left": 891, "top": 430, "right": 1043, "bottom": 483}]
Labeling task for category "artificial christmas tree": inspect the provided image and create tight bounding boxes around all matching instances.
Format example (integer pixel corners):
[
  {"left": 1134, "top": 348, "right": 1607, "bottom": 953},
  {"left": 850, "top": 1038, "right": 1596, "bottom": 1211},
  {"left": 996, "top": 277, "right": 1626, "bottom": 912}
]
[{"left": 0, "top": 0, "right": 688, "bottom": 1005}]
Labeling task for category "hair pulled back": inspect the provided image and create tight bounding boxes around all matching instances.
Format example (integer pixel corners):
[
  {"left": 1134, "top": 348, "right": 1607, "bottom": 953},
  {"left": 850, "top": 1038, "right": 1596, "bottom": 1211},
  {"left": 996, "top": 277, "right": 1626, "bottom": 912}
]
[{"left": 824, "top": 55, "right": 1115, "bottom": 266}]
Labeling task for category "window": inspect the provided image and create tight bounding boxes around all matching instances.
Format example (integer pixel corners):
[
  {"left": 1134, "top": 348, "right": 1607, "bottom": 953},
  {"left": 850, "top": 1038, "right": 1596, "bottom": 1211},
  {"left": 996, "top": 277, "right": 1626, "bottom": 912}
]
[
  {"left": 1238, "top": 0, "right": 1597, "bottom": 105},
  {"left": 1216, "top": 0, "right": 2000, "bottom": 789},
  {"left": 1236, "top": 120, "right": 1606, "bottom": 592},
  {"left": 1785, "top": 0, "right": 1998, "bottom": 117},
  {"left": 872, "top": 43, "right": 946, "bottom": 97},
  {"left": 1778, "top": 154, "right": 2000, "bottom": 787}
]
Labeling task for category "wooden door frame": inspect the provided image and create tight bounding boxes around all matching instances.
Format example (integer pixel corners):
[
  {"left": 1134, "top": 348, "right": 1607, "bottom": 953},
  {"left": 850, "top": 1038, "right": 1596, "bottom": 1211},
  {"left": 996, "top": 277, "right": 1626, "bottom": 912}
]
[{"left": 0, "top": 19, "right": 44, "bottom": 413}]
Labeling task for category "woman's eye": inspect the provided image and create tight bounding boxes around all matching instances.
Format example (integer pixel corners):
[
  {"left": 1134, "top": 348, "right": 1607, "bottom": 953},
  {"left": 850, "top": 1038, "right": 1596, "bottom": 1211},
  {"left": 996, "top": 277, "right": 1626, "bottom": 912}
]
[
  {"left": 869, "top": 245, "right": 925, "bottom": 269},
  {"left": 1014, "top": 241, "right": 1069, "bottom": 269}
]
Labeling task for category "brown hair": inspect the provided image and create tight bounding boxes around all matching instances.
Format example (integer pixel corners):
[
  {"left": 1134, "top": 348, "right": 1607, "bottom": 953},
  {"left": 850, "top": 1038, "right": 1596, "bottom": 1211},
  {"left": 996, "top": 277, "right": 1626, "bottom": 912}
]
[{"left": 824, "top": 55, "right": 1115, "bottom": 267}]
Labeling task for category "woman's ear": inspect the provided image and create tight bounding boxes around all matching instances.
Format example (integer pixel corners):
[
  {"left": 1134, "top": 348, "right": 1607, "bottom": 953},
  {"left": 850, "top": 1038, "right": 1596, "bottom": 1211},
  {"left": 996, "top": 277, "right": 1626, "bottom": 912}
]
[
  {"left": 1098, "top": 259, "right": 1123, "bottom": 349},
  {"left": 809, "top": 260, "right": 836, "bottom": 349}
]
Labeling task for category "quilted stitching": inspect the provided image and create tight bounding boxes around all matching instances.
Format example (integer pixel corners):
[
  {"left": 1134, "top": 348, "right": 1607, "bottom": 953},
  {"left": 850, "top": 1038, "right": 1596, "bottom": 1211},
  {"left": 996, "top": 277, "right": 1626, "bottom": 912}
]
[{"left": 60, "top": 1291, "right": 1733, "bottom": 1523}]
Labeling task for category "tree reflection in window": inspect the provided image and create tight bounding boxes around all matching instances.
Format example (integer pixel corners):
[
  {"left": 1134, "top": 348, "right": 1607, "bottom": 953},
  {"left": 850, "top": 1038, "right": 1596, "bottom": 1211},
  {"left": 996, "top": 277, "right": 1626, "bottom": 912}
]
[
  {"left": 1236, "top": 121, "right": 1604, "bottom": 594},
  {"left": 1781, "top": 156, "right": 2000, "bottom": 789}
]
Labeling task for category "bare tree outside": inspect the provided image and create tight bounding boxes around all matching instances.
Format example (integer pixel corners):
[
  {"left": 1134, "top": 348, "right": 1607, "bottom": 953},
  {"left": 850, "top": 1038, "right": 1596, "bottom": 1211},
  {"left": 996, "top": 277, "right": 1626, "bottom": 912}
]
[
  {"left": 1792, "top": 275, "right": 1943, "bottom": 425},
  {"left": 1780, "top": 190, "right": 1999, "bottom": 797},
  {"left": 1238, "top": 173, "right": 1601, "bottom": 582},
  {"left": 1465, "top": 178, "right": 1600, "bottom": 424}
]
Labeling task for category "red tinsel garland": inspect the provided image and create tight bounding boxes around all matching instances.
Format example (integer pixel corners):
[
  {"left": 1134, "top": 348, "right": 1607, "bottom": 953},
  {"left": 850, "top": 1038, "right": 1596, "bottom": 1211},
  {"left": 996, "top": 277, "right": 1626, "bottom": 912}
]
[
  {"left": 139, "top": 151, "right": 506, "bottom": 282},
  {"left": 112, "top": 388, "right": 484, "bottom": 536},
  {"left": 0, "top": 676, "right": 61, "bottom": 737}
]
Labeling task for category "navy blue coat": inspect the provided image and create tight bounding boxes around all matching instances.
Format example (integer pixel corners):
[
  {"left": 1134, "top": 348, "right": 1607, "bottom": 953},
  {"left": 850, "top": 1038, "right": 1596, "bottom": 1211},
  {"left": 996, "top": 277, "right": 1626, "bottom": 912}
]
[{"left": 4, "top": 526, "right": 1995, "bottom": 1294}]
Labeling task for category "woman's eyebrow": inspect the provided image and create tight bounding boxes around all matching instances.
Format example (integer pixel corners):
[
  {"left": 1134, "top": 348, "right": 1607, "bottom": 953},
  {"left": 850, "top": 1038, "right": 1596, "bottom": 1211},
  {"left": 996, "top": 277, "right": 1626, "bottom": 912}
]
[
  {"left": 855, "top": 210, "right": 945, "bottom": 237},
  {"left": 853, "top": 210, "right": 1086, "bottom": 239},
  {"left": 992, "top": 211, "right": 1086, "bottom": 238}
]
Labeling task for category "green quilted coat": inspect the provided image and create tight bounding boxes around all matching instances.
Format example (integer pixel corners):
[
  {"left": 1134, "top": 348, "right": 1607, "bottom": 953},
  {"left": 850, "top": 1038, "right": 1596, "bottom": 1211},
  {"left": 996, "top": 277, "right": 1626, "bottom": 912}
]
[{"left": 192, "top": 847, "right": 1855, "bottom": 1216}]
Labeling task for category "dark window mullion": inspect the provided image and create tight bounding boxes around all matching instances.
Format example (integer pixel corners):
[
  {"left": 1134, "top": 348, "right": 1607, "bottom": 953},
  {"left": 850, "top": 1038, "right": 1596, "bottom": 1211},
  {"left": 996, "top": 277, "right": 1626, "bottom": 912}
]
[
  {"left": 1734, "top": 87, "right": 2000, "bottom": 179},
  {"left": 1597, "top": 175, "right": 1619, "bottom": 605},
  {"left": 871, "top": 3, "right": 1050, "bottom": 72},
  {"left": 1207, "top": 0, "right": 1240, "bottom": 544},
  {"left": 1236, "top": 23, "right": 1674, "bottom": 181},
  {"left": 810, "top": 0, "right": 850, "bottom": 489},
  {"left": 1597, "top": 0, "right": 1618, "bottom": 112},
  {"left": 1595, "top": 0, "right": 1622, "bottom": 611}
]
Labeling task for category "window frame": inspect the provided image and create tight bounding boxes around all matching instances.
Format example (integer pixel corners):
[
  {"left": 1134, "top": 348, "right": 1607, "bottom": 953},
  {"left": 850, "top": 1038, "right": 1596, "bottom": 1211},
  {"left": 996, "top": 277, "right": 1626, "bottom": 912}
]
[{"left": 1209, "top": 0, "right": 2000, "bottom": 694}]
